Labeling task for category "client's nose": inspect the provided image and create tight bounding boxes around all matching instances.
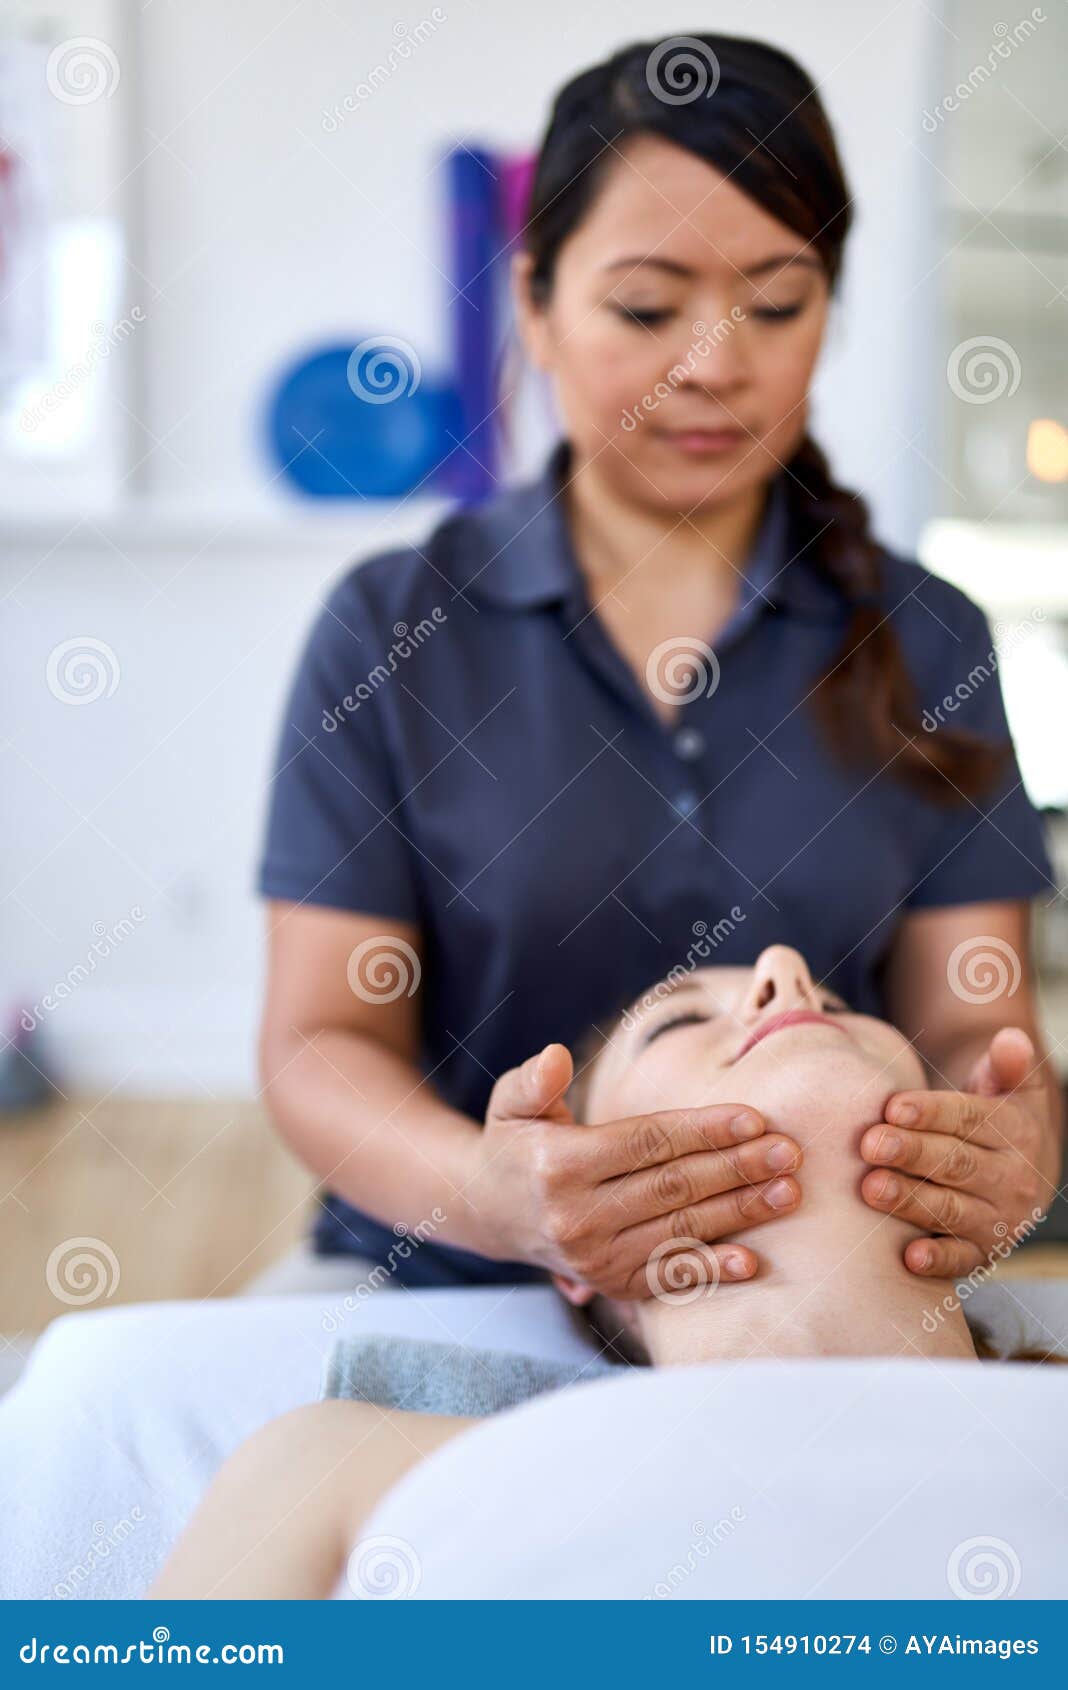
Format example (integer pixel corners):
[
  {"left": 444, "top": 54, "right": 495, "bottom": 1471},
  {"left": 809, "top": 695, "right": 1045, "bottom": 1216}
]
[{"left": 740, "top": 945, "right": 822, "bottom": 1019}]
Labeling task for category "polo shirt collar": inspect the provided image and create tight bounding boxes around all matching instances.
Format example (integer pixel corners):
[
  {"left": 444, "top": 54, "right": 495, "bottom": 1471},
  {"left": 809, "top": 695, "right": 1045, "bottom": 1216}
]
[{"left": 454, "top": 436, "right": 841, "bottom": 621}]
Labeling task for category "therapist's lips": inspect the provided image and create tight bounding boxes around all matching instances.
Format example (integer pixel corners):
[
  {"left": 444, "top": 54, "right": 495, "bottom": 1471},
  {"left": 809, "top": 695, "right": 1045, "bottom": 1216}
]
[
  {"left": 734, "top": 1009, "right": 848, "bottom": 1061},
  {"left": 656, "top": 426, "right": 744, "bottom": 456}
]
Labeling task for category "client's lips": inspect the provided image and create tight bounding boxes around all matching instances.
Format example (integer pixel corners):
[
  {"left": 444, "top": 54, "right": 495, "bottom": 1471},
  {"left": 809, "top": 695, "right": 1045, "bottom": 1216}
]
[{"left": 734, "top": 1008, "right": 847, "bottom": 1061}]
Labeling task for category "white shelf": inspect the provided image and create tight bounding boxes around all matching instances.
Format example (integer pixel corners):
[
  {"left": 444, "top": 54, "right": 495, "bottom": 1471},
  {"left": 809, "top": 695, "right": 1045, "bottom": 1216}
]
[
  {"left": 920, "top": 519, "right": 1068, "bottom": 620},
  {"left": 1, "top": 494, "right": 452, "bottom": 557}
]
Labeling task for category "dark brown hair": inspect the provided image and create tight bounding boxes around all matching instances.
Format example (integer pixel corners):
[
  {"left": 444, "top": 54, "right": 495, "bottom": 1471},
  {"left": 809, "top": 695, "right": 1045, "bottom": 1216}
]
[
  {"left": 519, "top": 34, "right": 1009, "bottom": 803},
  {"left": 581, "top": 1303, "right": 1066, "bottom": 1367}
]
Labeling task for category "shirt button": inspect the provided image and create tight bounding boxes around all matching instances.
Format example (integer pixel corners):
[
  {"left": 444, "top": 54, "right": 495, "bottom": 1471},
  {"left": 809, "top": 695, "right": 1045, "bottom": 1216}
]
[
  {"left": 673, "top": 726, "right": 705, "bottom": 761},
  {"left": 675, "top": 791, "right": 698, "bottom": 817}
]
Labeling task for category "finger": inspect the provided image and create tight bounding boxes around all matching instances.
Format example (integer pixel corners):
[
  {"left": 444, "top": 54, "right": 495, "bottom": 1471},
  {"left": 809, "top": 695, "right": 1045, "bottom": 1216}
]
[
  {"left": 584, "top": 1103, "right": 769, "bottom": 1178},
  {"left": 966, "top": 1027, "right": 1038, "bottom": 1097},
  {"left": 882, "top": 1089, "right": 1006, "bottom": 1150},
  {"left": 620, "top": 1242, "right": 761, "bottom": 1302},
  {"left": 859, "top": 1124, "right": 1000, "bottom": 1196},
  {"left": 903, "top": 1235, "right": 985, "bottom": 1279},
  {"left": 613, "top": 1173, "right": 801, "bottom": 1276},
  {"left": 488, "top": 1043, "right": 574, "bottom": 1125},
  {"left": 986, "top": 1027, "right": 1039, "bottom": 1093},
  {"left": 860, "top": 1167, "right": 998, "bottom": 1241},
  {"left": 602, "top": 1135, "right": 803, "bottom": 1229}
]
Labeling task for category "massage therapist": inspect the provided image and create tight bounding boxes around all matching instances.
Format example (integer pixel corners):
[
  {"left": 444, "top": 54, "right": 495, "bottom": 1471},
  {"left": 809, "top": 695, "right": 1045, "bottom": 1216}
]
[{"left": 255, "top": 34, "right": 1061, "bottom": 1298}]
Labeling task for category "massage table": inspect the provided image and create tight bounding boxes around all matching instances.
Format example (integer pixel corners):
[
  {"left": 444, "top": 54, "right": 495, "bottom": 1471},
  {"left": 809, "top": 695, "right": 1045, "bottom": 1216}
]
[{"left": 1, "top": 1279, "right": 1065, "bottom": 1600}]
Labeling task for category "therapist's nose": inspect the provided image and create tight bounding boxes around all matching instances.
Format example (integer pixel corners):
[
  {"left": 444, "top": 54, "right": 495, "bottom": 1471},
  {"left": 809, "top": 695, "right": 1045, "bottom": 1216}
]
[{"left": 739, "top": 945, "right": 822, "bottom": 1021}]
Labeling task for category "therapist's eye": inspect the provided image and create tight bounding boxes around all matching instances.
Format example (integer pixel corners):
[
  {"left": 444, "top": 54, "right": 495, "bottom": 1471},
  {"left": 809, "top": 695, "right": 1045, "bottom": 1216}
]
[
  {"left": 640, "top": 1009, "right": 711, "bottom": 1048},
  {"left": 611, "top": 304, "right": 674, "bottom": 329},
  {"left": 752, "top": 302, "right": 805, "bottom": 322}
]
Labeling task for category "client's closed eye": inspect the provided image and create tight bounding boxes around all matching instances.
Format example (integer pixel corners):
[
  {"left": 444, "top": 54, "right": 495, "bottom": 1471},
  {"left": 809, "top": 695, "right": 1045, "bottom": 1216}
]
[{"left": 640, "top": 1010, "right": 711, "bottom": 1048}]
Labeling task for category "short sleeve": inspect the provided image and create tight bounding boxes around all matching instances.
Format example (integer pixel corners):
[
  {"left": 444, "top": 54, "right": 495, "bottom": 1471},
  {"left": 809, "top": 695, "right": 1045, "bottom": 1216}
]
[
  {"left": 255, "top": 573, "right": 420, "bottom": 921},
  {"left": 906, "top": 597, "right": 1053, "bottom": 910}
]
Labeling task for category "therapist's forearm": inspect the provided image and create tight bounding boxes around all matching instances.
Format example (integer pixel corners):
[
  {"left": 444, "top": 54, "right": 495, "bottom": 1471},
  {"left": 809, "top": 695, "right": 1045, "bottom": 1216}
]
[{"left": 259, "top": 1024, "right": 497, "bottom": 1257}]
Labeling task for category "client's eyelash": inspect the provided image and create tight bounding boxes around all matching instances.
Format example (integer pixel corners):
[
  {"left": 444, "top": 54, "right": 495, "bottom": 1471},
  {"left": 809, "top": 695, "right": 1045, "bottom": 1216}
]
[
  {"left": 641, "top": 1010, "right": 710, "bottom": 1048},
  {"left": 641, "top": 991, "right": 849, "bottom": 1049},
  {"left": 613, "top": 305, "right": 673, "bottom": 328}
]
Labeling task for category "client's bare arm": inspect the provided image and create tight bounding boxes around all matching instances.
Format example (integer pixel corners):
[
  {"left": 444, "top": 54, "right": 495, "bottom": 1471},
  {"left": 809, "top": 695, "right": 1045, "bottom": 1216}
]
[{"left": 147, "top": 1401, "right": 472, "bottom": 1600}]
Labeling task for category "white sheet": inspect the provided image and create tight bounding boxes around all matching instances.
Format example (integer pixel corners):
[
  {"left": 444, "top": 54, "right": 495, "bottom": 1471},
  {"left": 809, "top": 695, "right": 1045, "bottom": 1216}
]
[
  {"left": 0, "top": 1286, "right": 592, "bottom": 1600},
  {"left": 348, "top": 1357, "right": 1068, "bottom": 1600},
  {"left": 0, "top": 1276, "right": 1064, "bottom": 1601}
]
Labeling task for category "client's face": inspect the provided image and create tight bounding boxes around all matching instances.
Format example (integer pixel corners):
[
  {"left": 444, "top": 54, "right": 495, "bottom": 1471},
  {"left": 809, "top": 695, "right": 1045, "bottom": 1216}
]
[{"left": 583, "top": 945, "right": 924, "bottom": 1137}]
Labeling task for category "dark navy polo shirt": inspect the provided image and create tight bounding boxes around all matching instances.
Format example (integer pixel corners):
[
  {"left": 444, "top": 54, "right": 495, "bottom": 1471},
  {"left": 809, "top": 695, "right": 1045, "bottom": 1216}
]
[{"left": 257, "top": 437, "right": 1053, "bottom": 1284}]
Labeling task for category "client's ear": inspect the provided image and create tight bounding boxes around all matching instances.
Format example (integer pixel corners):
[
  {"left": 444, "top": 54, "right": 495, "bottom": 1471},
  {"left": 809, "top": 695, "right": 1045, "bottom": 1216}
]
[{"left": 551, "top": 1272, "right": 596, "bottom": 1307}]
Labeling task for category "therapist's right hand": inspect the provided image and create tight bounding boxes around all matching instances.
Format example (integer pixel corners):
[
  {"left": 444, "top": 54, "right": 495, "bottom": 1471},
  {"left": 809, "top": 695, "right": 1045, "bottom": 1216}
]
[{"left": 470, "top": 1041, "right": 802, "bottom": 1300}]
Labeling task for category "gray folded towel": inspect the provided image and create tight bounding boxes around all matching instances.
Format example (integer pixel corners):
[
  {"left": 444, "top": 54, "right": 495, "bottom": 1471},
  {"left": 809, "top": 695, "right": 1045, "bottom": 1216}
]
[{"left": 320, "top": 1333, "right": 620, "bottom": 1417}]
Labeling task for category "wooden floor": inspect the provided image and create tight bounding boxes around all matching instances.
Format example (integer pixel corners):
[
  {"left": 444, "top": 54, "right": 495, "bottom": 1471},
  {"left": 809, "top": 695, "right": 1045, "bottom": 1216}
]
[
  {"left": 2, "top": 1091, "right": 1065, "bottom": 1345},
  {"left": 0, "top": 1092, "right": 316, "bottom": 1336}
]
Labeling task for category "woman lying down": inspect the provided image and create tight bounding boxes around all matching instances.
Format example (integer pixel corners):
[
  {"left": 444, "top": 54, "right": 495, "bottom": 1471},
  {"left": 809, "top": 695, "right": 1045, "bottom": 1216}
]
[{"left": 150, "top": 946, "right": 1067, "bottom": 1601}]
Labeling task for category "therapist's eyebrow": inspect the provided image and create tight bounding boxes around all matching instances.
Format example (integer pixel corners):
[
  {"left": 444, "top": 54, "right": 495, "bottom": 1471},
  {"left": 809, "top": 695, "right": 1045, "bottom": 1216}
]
[{"left": 601, "top": 252, "right": 823, "bottom": 279}]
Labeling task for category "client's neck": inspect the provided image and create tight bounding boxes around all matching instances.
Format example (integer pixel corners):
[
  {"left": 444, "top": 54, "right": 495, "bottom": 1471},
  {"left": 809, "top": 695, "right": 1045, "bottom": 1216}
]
[{"left": 641, "top": 1100, "right": 978, "bottom": 1366}]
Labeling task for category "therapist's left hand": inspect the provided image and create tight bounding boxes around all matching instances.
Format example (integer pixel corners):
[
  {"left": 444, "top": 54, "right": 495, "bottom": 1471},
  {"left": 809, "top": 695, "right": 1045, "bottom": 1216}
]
[{"left": 858, "top": 1027, "right": 1058, "bottom": 1279}]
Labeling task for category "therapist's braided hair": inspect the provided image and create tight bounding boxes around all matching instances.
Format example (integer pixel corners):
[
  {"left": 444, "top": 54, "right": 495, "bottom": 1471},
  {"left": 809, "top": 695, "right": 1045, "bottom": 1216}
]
[{"left": 518, "top": 33, "right": 1010, "bottom": 805}]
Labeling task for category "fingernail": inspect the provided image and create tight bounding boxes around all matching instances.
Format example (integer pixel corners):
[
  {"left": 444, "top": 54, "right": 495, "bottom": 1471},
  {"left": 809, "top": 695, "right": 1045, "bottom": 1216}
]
[
  {"left": 875, "top": 1132, "right": 902, "bottom": 1162},
  {"left": 765, "top": 1178, "right": 795, "bottom": 1209},
  {"left": 766, "top": 1142, "right": 796, "bottom": 1172},
  {"left": 877, "top": 1174, "right": 900, "bottom": 1203},
  {"left": 730, "top": 1111, "right": 762, "bottom": 1140},
  {"left": 723, "top": 1252, "right": 750, "bottom": 1278},
  {"left": 913, "top": 1245, "right": 933, "bottom": 1271},
  {"left": 889, "top": 1103, "right": 916, "bottom": 1126}
]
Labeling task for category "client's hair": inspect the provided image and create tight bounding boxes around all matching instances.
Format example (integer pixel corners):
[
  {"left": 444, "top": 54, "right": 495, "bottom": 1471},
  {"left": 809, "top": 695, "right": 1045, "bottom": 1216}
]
[{"left": 580, "top": 1300, "right": 1066, "bottom": 1368}]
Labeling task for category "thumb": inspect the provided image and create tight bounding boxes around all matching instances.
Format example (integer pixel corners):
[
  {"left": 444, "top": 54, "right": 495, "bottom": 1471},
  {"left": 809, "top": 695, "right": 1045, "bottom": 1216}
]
[
  {"left": 487, "top": 1042, "right": 575, "bottom": 1125},
  {"left": 966, "top": 1026, "right": 1038, "bottom": 1096}
]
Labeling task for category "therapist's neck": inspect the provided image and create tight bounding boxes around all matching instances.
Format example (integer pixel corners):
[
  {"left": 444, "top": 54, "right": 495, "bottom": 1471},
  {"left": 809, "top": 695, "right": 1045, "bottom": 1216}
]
[
  {"left": 561, "top": 444, "right": 770, "bottom": 591},
  {"left": 637, "top": 1110, "right": 978, "bottom": 1366}
]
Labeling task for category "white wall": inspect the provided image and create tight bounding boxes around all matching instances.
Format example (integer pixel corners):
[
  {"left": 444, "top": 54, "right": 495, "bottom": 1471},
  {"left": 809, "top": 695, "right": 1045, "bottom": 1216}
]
[{"left": 3, "top": 0, "right": 950, "bottom": 1095}]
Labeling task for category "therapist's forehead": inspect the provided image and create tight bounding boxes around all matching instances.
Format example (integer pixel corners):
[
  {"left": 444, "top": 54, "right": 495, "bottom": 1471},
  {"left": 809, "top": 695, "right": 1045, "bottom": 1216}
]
[{"left": 624, "top": 965, "right": 752, "bottom": 1022}]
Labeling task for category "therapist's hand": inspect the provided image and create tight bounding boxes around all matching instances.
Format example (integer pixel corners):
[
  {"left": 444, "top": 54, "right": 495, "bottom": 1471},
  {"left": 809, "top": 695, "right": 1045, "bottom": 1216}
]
[
  {"left": 469, "top": 1041, "right": 802, "bottom": 1299},
  {"left": 859, "top": 1027, "right": 1057, "bottom": 1278}
]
